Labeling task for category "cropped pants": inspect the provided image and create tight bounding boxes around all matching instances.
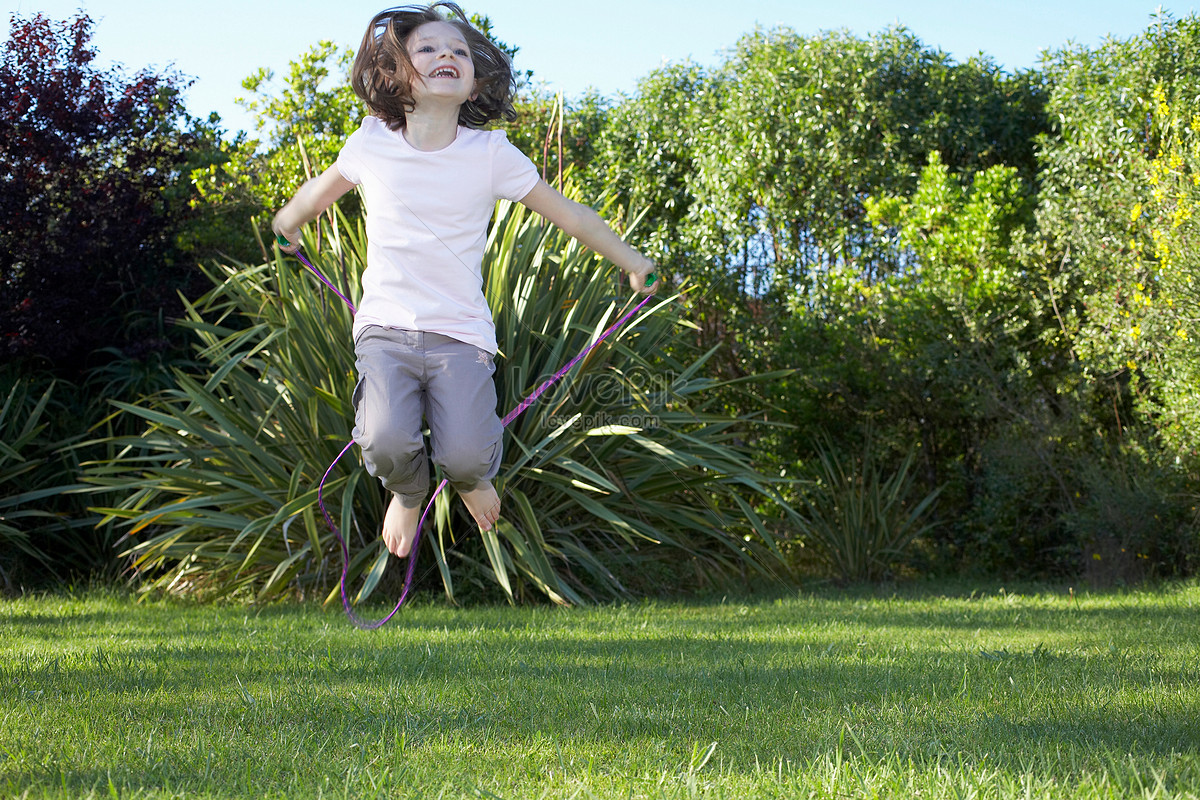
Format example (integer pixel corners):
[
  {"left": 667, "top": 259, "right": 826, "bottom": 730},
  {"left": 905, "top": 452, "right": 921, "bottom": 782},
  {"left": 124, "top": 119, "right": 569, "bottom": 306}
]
[{"left": 352, "top": 326, "right": 503, "bottom": 508}]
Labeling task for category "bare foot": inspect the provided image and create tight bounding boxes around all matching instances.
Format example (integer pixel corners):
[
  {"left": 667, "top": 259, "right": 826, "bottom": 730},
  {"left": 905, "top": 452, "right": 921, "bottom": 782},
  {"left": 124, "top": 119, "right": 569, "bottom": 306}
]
[
  {"left": 381, "top": 494, "right": 422, "bottom": 557},
  {"left": 459, "top": 481, "right": 501, "bottom": 531}
]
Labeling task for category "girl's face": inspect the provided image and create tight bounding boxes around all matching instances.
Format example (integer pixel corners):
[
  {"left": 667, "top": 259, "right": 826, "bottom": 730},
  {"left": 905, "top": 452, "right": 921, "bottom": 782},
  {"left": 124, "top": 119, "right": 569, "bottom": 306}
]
[{"left": 405, "top": 20, "right": 477, "bottom": 107}]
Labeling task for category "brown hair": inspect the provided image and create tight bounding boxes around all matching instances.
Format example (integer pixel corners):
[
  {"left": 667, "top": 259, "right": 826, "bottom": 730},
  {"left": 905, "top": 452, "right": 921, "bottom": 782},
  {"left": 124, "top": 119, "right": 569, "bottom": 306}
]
[{"left": 349, "top": 2, "right": 518, "bottom": 130}]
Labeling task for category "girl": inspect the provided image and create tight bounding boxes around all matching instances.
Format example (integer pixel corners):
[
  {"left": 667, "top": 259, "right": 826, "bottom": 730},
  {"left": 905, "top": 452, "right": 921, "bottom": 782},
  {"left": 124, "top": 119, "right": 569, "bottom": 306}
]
[{"left": 273, "top": 2, "right": 657, "bottom": 559}]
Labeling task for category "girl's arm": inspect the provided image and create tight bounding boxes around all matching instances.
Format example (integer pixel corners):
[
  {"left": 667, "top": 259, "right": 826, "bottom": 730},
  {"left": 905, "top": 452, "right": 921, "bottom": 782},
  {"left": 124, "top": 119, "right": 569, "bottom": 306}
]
[
  {"left": 519, "top": 180, "right": 657, "bottom": 294},
  {"left": 272, "top": 165, "right": 357, "bottom": 252}
]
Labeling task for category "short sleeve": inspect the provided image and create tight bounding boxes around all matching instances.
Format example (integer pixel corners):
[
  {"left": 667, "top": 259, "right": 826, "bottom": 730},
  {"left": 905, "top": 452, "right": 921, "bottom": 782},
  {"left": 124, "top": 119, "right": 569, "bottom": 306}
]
[
  {"left": 336, "top": 118, "right": 369, "bottom": 185},
  {"left": 490, "top": 131, "right": 540, "bottom": 201}
]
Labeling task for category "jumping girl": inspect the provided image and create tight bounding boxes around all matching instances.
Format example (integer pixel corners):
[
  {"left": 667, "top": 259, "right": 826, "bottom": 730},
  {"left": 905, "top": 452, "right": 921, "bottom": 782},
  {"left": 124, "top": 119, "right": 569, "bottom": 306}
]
[{"left": 272, "top": 2, "right": 657, "bottom": 560}]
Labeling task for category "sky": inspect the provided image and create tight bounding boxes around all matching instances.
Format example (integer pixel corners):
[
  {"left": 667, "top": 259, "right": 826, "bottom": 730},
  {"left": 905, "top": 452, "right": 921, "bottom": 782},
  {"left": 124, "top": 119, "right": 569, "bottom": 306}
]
[{"left": 1, "top": 0, "right": 1189, "bottom": 137}]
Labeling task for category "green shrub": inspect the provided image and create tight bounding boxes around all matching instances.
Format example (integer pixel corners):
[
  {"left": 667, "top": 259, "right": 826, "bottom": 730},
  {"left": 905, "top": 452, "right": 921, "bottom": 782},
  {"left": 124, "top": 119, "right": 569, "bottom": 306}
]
[
  {"left": 952, "top": 426, "right": 1077, "bottom": 577},
  {"left": 1065, "top": 443, "right": 1199, "bottom": 585},
  {"left": 0, "top": 377, "right": 98, "bottom": 590},
  {"left": 788, "top": 432, "right": 941, "bottom": 582}
]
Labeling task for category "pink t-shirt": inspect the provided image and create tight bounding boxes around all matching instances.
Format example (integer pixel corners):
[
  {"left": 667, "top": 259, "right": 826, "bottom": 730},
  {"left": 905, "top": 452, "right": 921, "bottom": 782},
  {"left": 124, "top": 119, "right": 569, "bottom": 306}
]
[{"left": 336, "top": 116, "right": 540, "bottom": 353}]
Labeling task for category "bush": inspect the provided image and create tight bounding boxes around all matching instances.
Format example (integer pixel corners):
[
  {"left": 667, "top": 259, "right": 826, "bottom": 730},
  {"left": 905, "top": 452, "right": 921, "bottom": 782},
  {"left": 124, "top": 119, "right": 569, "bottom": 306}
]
[
  {"left": 0, "top": 376, "right": 101, "bottom": 590},
  {"left": 786, "top": 432, "right": 941, "bottom": 582},
  {"left": 1066, "top": 443, "right": 1199, "bottom": 585},
  {"left": 1, "top": 12, "right": 212, "bottom": 373}
]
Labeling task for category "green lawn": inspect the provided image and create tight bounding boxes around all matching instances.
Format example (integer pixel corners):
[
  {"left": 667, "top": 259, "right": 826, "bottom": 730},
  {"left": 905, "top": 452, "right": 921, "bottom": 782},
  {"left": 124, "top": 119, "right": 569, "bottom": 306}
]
[{"left": 2, "top": 583, "right": 1198, "bottom": 799}]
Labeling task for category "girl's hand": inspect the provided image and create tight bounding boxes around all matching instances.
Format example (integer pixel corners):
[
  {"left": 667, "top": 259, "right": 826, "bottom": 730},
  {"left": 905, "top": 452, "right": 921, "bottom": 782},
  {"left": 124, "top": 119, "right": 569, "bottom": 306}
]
[
  {"left": 629, "top": 263, "right": 659, "bottom": 295},
  {"left": 271, "top": 219, "right": 301, "bottom": 254}
]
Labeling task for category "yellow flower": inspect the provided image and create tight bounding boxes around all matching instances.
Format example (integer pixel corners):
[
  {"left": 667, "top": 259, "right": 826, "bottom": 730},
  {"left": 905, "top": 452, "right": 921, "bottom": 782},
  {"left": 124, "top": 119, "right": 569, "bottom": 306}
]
[
  {"left": 1131, "top": 202, "right": 1143, "bottom": 222},
  {"left": 1153, "top": 83, "right": 1170, "bottom": 118},
  {"left": 1173, "top": 201, "right": 1192, "bottom": 229}
]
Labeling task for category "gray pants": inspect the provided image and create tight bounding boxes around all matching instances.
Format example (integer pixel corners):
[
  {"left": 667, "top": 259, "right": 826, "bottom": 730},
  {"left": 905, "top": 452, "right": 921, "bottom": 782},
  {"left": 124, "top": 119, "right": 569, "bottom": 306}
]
[{"left": 352, "top": 326, "right": 503, "bottom": 508}]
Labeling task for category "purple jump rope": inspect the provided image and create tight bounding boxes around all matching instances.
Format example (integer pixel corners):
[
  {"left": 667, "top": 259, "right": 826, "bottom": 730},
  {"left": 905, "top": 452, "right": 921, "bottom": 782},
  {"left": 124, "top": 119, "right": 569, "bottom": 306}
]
[{"left": 279, "top": 238, "right": 658, "bottom": 628}]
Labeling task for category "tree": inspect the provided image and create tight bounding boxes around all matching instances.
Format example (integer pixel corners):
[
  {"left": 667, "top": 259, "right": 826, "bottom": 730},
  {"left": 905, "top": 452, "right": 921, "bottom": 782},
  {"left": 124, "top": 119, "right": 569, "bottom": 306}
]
[
  {"left": 1129, "top": 80, "right": 1200, "bottom": 461},
  {"left": 586, "top": 62, "right": 708, "bottom": 277},
  {"left": 776, "top": 155, "right": 1056, "bottom": 567},
  {"left": 1038, "top": 12, "right": 1200, "bottom": 467},
  {"left": 688, "top": 26, "right": 1044, "bottom": 294},
  {"left": 190, "top": 40, "right": 362, "bottom": 233},
  {"left": 0, "top": 12, "right": 213, "bottom": 372},
  {"left": 586, "top": 27, "right": 1047, "bottom": 386},
  {"left": 1018, "top": 13, "right": 1200, "bottom": 579}
]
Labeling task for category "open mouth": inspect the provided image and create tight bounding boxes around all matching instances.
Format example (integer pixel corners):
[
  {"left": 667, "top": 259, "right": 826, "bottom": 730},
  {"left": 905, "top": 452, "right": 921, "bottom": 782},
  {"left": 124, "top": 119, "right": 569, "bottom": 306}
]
[{"left": 430, "top": 66, "right": 460, "bottom": 79}]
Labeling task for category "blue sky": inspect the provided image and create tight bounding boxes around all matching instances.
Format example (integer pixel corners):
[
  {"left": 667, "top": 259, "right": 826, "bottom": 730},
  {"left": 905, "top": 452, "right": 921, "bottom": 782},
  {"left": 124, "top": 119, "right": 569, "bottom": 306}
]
[{"left": 2, "top": 0, "right": 1188, "bottom": 136}]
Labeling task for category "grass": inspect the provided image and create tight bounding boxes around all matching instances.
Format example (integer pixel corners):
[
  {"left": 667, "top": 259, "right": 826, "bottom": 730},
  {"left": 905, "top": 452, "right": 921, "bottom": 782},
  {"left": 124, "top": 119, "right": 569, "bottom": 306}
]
[{"left": 2, "top": 582, "right": 1198, "bottom": 799}]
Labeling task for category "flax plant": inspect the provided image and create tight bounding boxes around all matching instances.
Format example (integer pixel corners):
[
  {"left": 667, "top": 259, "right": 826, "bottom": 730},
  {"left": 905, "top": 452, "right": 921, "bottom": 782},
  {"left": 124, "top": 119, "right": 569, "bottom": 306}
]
[
  {"left": 87, "top": 187, "right": 790, "bottom": 605},
  {"left": 792, "top": 433, "right": 941, "bottom": 582},
  {"left": 0, "top": 379, "right": 94, "bottom": 587},
  {"left": 0, "top": 380, "right": 58, "bottom": 581}
]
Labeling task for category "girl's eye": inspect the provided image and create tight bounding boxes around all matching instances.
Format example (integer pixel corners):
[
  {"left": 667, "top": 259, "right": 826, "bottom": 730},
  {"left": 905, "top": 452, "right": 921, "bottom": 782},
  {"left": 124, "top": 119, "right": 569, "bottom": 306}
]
[{"left": 456, "top": 49, "right": 469, "bottom": 57}]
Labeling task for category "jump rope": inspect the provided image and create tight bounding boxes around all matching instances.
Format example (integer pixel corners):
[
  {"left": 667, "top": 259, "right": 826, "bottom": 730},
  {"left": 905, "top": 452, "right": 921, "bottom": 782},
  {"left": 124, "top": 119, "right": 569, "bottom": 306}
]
[{"left": 278, "top": 238, "right": 658, "bottom": 629}]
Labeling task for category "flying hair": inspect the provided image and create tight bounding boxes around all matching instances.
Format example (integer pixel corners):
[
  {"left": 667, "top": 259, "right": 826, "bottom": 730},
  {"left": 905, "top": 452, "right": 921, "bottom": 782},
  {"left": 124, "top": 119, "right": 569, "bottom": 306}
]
[{"left": 350, "top": 2, "right": 518, "bottom": 130}]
